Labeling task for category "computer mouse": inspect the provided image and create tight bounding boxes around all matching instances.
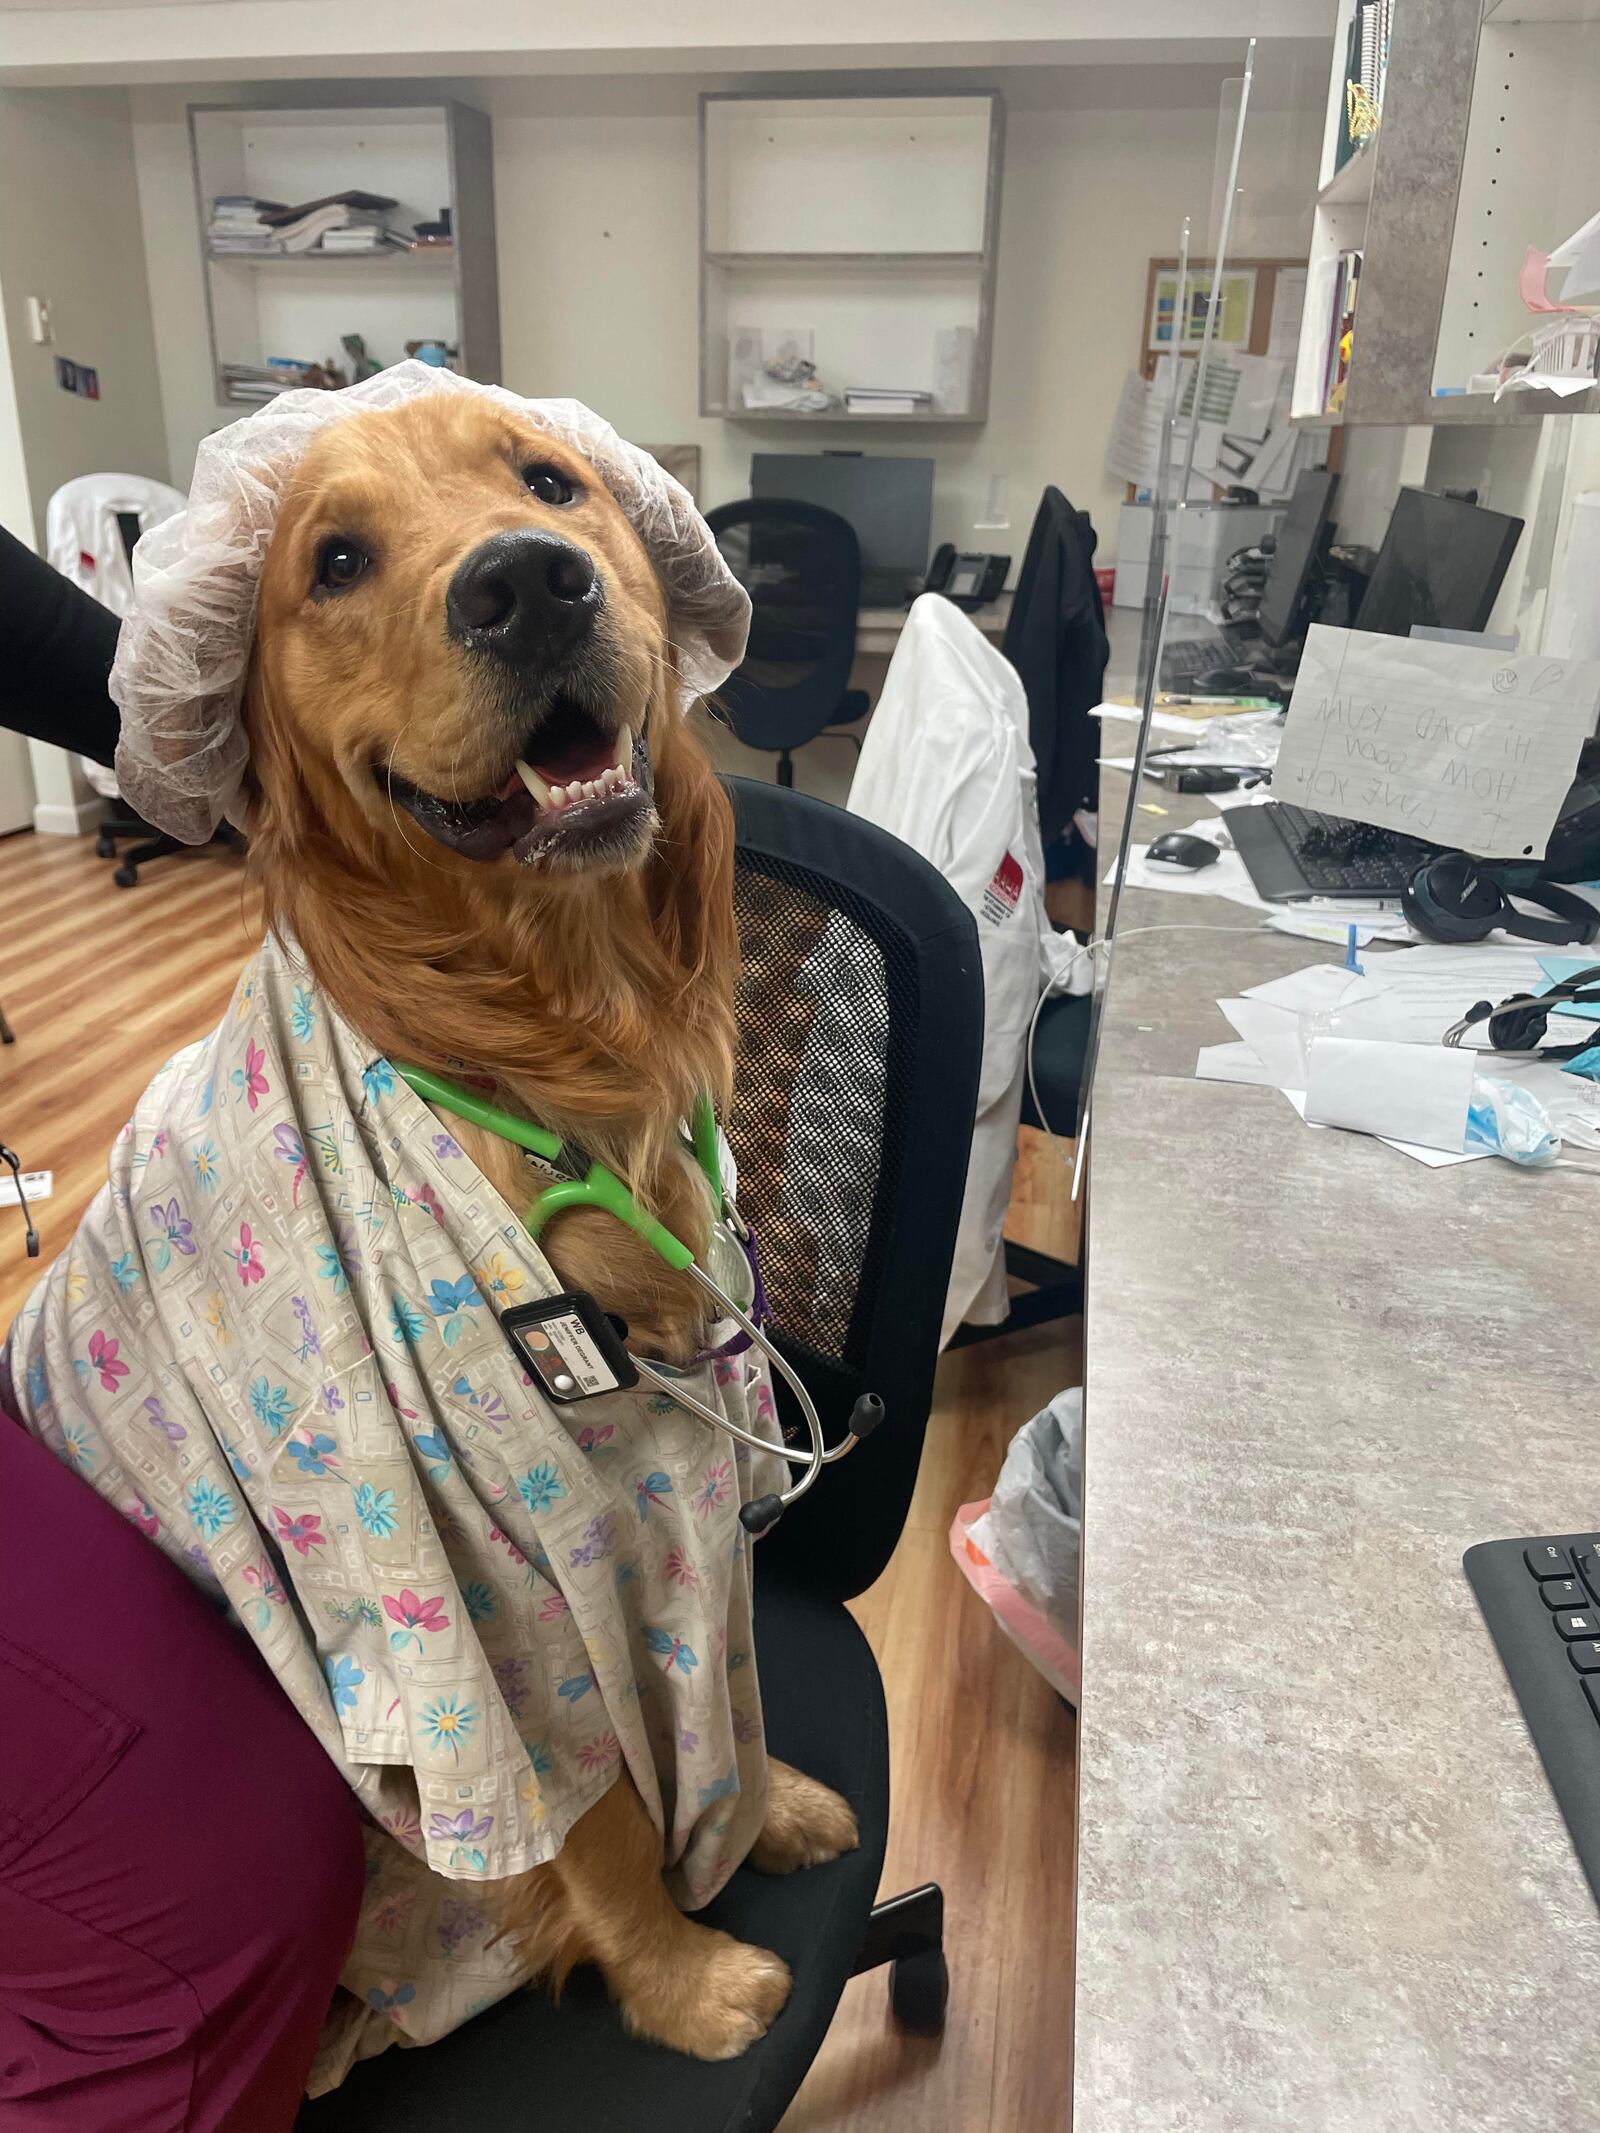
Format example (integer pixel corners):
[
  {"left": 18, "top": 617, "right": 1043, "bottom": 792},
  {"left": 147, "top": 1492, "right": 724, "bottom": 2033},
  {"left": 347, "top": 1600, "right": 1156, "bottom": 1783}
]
[
  {"left": 1148, "top": 831, "right": 1221, "bottom": 871},
  {"left": 1195, "top": 665, "right": 1260, "bottom": 694}
]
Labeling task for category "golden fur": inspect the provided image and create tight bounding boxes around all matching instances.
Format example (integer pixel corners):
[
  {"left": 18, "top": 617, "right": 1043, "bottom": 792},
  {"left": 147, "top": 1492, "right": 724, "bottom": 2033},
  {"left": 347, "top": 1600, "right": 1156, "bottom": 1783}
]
[{"left": 240, "top": 392, "right": 855, "bottom": 2059}]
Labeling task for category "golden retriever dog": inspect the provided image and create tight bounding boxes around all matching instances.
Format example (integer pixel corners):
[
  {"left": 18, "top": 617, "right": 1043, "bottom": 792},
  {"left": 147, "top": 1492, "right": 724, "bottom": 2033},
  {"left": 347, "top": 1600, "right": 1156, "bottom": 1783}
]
[{"left": 242, "top": 391, "right": 857, "bottom": 2059}]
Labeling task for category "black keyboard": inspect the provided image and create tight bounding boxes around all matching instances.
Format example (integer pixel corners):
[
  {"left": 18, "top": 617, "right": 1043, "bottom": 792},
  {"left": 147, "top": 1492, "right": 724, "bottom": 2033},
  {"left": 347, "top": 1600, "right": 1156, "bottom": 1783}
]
[
  {"left": 1465, "top": 1536, "right": 1600, "bottom": 1910},
  {"left": 1229, "top": 799, "right": 1440, "bottom": 901},
  {"left": 1159, "top": 633, "right": 1238, "bottom": 682}
]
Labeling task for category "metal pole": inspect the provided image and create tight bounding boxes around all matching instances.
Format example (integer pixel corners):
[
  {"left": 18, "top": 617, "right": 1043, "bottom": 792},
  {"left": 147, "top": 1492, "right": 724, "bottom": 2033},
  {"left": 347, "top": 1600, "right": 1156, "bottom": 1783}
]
[{"left": 1074, "top": 38, "right": 1259, "bottom": 1201}]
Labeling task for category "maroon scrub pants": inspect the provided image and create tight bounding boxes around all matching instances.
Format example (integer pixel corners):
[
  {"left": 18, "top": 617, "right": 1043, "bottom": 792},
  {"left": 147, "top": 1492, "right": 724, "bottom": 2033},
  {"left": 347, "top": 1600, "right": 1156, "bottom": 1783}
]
[{"left": 0, "top": 1414, "right": 366, "bottom": 2130}]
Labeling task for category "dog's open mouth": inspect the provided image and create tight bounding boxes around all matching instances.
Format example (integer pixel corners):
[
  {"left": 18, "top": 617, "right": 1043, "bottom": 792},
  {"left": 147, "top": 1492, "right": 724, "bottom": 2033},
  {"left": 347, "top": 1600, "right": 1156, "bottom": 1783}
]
[{"left": 379, "top": 698, "right": 655, "bottom": 868}]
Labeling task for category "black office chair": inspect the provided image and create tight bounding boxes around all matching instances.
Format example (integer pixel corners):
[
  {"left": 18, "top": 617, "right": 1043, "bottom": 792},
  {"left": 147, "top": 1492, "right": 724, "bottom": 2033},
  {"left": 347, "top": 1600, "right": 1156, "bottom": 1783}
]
[
  {"left": 298, "top": 778, "right": 983, "bottom": 2133},
  {"left": 706, "top": 500, "right": 871, "bottom": 787}
]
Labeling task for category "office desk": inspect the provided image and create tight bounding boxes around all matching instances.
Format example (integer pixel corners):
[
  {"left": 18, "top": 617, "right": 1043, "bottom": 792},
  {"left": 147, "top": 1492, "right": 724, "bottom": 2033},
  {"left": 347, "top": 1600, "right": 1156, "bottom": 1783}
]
[
  {"left": 1073, "top": 772, "right": 1600, "bottom": 2132},
  {"left": 854, "top": 592, "right": 1010, "bottom": 658}
]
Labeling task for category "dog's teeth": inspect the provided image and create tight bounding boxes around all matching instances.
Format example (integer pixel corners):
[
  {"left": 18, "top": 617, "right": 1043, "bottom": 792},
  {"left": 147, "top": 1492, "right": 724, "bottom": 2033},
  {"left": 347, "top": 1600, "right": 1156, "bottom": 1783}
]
[
  {"left": 550, "top": 783, "right": 567, "bottom": 807},
  {"left": 613, "top": 724, "right": 633, "bottom": 773},
  {"left": 514, "top": 759, "right": 554, "bottom": 808}
]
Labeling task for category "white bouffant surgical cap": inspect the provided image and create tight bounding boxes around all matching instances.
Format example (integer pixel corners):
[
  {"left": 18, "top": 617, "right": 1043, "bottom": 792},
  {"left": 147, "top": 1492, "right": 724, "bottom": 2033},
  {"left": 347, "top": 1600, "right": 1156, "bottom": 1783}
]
[{"left": 109, "top": 360, "right": 751, "bottom": 844}]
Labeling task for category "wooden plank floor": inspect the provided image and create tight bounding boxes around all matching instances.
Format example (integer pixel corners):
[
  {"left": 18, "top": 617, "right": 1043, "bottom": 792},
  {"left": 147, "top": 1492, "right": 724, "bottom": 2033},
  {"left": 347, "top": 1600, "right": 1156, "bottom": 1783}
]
[{"left": 0, "top": 826, "right": 1080, "bottom": 2131}]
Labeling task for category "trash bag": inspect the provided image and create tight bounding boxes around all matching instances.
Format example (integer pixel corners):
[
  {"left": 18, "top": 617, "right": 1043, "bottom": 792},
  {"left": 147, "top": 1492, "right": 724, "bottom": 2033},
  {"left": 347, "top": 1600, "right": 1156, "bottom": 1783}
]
[{"left": 950, "top": 1386, "right": 1082, "bottom": 1705}]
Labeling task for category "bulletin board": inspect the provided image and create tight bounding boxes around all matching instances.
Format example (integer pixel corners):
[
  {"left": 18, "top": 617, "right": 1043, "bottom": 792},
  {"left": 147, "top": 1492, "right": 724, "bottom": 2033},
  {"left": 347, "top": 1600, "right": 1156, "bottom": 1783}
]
[{"left": 1127, "top": 255, "right": 1341, "bottom": 501}]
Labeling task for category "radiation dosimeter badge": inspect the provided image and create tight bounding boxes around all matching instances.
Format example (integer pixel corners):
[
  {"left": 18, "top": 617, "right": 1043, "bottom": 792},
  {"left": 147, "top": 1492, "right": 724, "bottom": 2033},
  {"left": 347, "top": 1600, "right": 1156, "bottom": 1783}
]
[{"left": 501, "top": 1293, "right": 639, "bottom": 1401}]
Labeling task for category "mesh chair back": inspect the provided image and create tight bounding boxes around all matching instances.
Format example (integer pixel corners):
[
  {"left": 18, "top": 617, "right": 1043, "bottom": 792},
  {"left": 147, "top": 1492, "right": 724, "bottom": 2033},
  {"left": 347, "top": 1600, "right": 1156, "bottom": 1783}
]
[
  {"left": 707, "top": 501, "right": 862, "bottom": 754},
  {"left": 724, "top": 778, "right": 982, "bottom": 1602}
]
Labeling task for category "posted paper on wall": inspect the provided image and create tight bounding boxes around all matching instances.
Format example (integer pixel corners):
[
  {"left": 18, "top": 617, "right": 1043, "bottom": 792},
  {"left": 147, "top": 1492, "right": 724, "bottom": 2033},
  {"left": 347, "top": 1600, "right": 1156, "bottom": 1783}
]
[{"left": 1273, "top": 625, "right": 1600, "bottom": 858}]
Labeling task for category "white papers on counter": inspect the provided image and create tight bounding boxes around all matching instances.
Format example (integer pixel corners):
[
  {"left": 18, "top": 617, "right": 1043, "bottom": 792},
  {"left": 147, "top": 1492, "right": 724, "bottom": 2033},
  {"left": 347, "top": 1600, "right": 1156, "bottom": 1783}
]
[
  {"left": 1094, "top": 700, "right": 1227, "bottom": 738},
  {"left": 1100, "top": 707, "right": 1285, "bottom": 774},
  {"left": 1195, "top": 1040, "right": 1278, "bottom": 1088},
  {"left": 1303, "top": 1037, "right": 1475, "bottom": 1151},
  {"left": 1274, "top": 626, "right": 1600, "bottom": 858},
  {"left": 1192, "top": 940, "right": 1600, "bottom": 1165},
  {"left": 1106, "top": 841, "right": 1269, "bottom": 914}
]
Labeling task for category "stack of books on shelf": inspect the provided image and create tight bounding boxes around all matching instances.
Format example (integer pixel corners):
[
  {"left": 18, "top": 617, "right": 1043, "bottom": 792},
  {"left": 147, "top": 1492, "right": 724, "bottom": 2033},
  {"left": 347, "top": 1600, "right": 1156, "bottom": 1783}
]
[
  {"left": 1320, "top": 250, "right": 1363, "bottom": 414},
  {"left": 220, "top": 361, "right": 290, "bottom": 403},
  {"left": 1334, "top": 0, "right": 1390, "bottom": 170},
  {"left": 844, "top": 385, "right": 933, "bottom": 416},
  {"left": 207, "top": 196, "right": 286, "bottom": 254},
  {"left": 220, "top": 356, "right": 344, "bottom": 404},
  {"left": 271, "top": 192, "right": 400, "bottom": 254},
  {"left": 207, "top": 190, "right": 404, "bottom": 259}
]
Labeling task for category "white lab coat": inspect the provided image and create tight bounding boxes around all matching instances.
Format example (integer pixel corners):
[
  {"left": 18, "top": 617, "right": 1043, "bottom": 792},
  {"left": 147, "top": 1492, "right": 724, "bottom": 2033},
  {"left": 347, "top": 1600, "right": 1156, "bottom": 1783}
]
[
  {"left": 848, "top": 594, "right": 1087, "bottom": 1344},
  {"left": 45, "top": 473, "right": 186, "bottom": 798}
]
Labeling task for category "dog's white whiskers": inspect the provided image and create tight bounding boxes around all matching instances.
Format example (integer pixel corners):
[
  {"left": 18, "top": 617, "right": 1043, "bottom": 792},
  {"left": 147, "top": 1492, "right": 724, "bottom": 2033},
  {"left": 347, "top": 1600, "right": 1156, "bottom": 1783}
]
[{"left": 383, "top": 737, "right": 446, "bottom": 872}]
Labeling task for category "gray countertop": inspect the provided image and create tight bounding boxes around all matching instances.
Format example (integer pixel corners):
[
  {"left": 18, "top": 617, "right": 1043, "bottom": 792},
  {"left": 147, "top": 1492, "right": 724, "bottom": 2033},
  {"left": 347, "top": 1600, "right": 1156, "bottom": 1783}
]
[{"left": 1073, "top": 768, "right": 1600, "bottom": 2132}]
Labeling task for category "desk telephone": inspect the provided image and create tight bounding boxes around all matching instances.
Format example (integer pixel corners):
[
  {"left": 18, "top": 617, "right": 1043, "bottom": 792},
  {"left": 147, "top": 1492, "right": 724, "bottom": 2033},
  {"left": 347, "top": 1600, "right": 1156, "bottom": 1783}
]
[{"left": 924, "top": 544, "right": 1009, "bottom": 611}]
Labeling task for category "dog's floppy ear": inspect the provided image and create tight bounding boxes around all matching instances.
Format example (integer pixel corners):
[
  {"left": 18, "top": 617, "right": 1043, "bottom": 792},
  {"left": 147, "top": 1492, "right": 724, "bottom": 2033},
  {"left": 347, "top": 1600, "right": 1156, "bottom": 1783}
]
[
  {"left": 240, "top": 648, "right": 321, "bottom": 867},
  {"left": 646, "top": 682, "right": 739, "bottom": 1111}
]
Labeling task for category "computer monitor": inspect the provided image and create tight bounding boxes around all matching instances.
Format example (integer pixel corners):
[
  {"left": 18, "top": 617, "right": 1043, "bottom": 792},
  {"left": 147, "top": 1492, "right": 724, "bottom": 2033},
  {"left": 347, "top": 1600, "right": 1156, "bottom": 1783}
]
[
  {"left": 750, "top": 452, "right": 935, "bottom": 605},
  {"left": 1256, "top": 468, "right": 1340, "bottom": 650},
  {"left": 1356, "top": 487, "right": 1525, "bottom": 636}
]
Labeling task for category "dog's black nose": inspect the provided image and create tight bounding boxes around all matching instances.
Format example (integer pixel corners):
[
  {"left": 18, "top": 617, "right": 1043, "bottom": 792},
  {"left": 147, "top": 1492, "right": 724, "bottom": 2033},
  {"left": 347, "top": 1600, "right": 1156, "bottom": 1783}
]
[{"left": 446, "top": 531, "right": 598, "bottom": 665}]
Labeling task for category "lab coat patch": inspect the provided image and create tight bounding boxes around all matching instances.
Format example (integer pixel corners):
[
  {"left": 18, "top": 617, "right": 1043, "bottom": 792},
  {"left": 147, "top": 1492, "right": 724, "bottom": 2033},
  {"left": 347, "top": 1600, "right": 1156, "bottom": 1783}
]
[{"left": 981, "top": 850, "right": 1025, "bottom": 923}]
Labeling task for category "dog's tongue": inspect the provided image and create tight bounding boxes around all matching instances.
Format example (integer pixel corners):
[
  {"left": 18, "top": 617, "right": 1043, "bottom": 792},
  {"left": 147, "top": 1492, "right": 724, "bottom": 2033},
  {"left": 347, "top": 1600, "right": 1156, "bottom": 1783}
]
[
  {"left": 534, "top": 738, "right": 615, "bottom": 786},
  {"left": 496, "top": 741, "right": 613, "bottom": 801}
]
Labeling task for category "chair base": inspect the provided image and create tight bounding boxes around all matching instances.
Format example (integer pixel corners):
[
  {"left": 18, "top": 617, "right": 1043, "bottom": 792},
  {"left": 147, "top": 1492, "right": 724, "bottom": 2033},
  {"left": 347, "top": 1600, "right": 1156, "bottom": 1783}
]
[
  {"left": 97, "top": 806, "right": 244, "bottom": 886},
  {"left": 852, "top": 1881, "right": 948, "bottom": 2036},
  {"left": 948, "top": 1240, "right": 1083, "bottom": 1348}
]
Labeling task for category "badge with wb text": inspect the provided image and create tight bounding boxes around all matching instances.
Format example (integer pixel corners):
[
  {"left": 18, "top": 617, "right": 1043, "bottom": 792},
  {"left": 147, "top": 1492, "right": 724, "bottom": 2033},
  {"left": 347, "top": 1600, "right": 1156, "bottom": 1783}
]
[{"left": 499, "top": 1292, "right": 639, "bottom": 1402}]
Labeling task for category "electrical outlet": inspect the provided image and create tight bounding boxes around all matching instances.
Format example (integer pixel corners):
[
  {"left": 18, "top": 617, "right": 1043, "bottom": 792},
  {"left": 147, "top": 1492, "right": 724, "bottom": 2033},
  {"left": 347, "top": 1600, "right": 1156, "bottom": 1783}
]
[{"left": 26, "top": 296, "right": 52, "bottom": 346}]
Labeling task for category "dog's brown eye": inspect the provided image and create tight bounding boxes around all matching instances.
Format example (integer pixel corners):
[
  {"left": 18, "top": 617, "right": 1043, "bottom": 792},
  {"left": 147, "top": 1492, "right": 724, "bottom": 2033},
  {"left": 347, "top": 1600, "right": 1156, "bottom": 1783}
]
[
  {"left": 316, "top": 537, "right": 370, "bottom": 593},
  {"left": 523, "top": 465, "right": 575, "bottom": 508}
]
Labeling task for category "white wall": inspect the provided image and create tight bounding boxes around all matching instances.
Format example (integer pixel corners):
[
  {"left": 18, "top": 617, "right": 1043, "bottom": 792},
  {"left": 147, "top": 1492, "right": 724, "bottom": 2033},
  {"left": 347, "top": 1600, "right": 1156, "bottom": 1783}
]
[
  {"left": 0, "top": 87, "right": 170, "bottom": 545},
  {"left": 130, "top": 64, "right": 1322, "bottom": 562},
  {"left": 0, "top": 85, "right": 169, "bottom": 831},
  {"left": 0, "top": 1, "right": 1332, "bottom": 88}
]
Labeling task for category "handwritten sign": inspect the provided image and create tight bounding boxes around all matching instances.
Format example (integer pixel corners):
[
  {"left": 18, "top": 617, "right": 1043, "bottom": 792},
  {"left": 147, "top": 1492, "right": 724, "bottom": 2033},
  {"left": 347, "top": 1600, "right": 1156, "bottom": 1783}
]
[{"left": 1273, "top": 625, "right": 1600, "bottom": 857}]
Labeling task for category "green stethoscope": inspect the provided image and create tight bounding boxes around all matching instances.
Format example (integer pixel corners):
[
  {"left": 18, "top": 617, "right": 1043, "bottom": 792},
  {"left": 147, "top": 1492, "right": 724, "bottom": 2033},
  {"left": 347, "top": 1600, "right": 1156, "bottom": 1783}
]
[{"left": 395, "top": 1063, "right": 881, "bottom": 1532}]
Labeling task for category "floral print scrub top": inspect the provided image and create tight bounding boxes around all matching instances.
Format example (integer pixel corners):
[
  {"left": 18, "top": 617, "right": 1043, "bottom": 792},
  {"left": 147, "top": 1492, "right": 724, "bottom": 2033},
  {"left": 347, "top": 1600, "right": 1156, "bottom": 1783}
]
[{"left": 3, "top": 935, "right": 783, "bottom": 2090}]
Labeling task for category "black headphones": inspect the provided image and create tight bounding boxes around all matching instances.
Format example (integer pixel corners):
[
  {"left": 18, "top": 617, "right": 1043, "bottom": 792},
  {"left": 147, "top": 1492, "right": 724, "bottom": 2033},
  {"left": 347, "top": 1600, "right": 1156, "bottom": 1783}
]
[
  {"left": 1401, "top": 852, "right": 1600, "bottom": 948},
  {"left": 1443, "top": 962, "right": 1600, "bottom": 1054}
]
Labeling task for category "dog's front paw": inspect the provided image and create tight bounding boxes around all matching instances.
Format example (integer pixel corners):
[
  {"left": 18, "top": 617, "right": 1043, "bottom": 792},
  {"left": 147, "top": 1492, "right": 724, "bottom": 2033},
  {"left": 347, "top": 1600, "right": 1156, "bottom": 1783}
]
[
  {"left": 748, "top": 1758, "right": 860, "bottom": 1874},
  {"left": 618, "top": 1923, "right": 791, "bottom": 2060}
]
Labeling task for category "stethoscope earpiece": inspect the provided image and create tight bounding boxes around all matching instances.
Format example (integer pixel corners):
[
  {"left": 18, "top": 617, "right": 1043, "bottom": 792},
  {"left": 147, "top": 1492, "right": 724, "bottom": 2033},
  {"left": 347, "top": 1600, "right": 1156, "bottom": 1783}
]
[{"left": 848, "top": 1393, "right": 886, "bottom": 1441}]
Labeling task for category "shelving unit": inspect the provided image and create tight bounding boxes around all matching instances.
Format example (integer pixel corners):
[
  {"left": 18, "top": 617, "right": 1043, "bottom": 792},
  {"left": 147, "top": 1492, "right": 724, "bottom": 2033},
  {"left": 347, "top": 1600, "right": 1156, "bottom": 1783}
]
[
  {"left": 1290, "top": 0, "right": 1392, "bottom": 422},
  {"left": 698, "top": 92, "right": 1004, "bottom": 426},
  {"left": 1431, "top": 3, "right": 1600, "bottom": 416},
  {"left": 188, "top": 99, "right": 500, "bottom": 407},
  {"left": 1291, "top": 0, "right": 1600, "bottom": 426},
  {"left": 1316, "top": 137, "right": 1377, "bottom": 209},
  {"left": 202, "top": 249, "right": 458, "bottom": 271}
]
